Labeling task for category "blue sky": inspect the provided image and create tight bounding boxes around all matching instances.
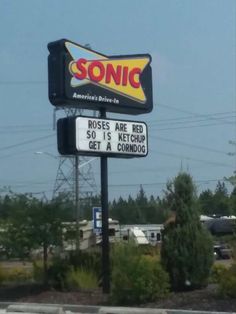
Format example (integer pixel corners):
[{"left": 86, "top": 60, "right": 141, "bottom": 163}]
[{"left": 0, "top": 0, "right": 235, "bottom": 201}]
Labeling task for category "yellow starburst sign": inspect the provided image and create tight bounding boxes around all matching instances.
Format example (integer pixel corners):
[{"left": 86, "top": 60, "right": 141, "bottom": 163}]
[{"left": 48, "top": 39, "right": 153, "bottom": 115}]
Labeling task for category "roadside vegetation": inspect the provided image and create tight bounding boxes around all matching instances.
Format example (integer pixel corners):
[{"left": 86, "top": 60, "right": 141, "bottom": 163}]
[
  {"left": 110, "top": 243, "right": 169, "bottom": 304},
  {"left": 0, "top": 171, "right": 235, "bottom": 305}
]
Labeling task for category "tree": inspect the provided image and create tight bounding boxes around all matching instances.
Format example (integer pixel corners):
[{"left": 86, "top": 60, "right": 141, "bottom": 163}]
[
  {"left": 81, "top": 194, "right": 101, "bottom": 220},
  {"left": 0, "top": 193, "right": 72, "bottom": 283},
  {"left": 0, "top": 193, "right": 34, "bottom": 258},
  {"left": 109, "top": 188, "right": 168, "bottom": 224},
  {"left": 136, "top": 185, "right": 148, "bottom": 208},
  {"left": 230, "top": 186, "right": 236, "bottom": 215},
  {"left": 110, "top": 196, "right": 128, "bottom": 223},
  {"left": 161, "top": 172, "right": 213, "bottom": 291},
  {"left": 213, "top": 181, "right": 231, "bottom": 216},
  {"left": 199, "top": 189, "right": 214, "bottom": 215},
  {"left": 225, "top": 171, "right": 236, "bottom": 215},
  {"left": 226, "top": 172, "right": 236, "bottom": 187},
  {"left": 27, "top": 198, "right": 72, "bottom": 281}
]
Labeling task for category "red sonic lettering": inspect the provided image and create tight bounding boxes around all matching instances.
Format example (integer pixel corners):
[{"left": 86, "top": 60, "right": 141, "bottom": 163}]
[{"left": 70, "top": 58, "right": 141, "bottom": 88}]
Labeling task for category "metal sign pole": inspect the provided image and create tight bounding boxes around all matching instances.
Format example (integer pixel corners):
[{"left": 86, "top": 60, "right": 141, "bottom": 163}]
[
  {"left": 100, "top": 109, "right": 110, "bottom": 294},
  {"left": 75, "top": 154, "right": 80, "bottom": 251}
]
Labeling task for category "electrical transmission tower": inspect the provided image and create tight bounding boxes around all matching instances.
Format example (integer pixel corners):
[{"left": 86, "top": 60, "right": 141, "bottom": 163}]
[{"left": 52, "top": 107, "right": 98, "bottom": 217}]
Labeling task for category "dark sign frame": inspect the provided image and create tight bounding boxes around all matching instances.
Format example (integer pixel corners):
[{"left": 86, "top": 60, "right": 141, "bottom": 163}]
[
  {"left": 57, "top": 115, "right": 148, "bottom": 158},
  {"left": 48, "top": 39, "right": 153, "bottom": 115}
]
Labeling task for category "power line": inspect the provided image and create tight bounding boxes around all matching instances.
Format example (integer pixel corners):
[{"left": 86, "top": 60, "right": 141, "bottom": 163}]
[
  {"left": 2, "top": 178, "right": 227, "bottom": 192},
  {"left": 0, "top": 81, "right": 46, "bottom": 85},
  {"left": 150, "top": 135, "right": 229, "bottom": 155},
  {"left": 0, "top": 142, "right": 231, "bottom": 170},
  {"left": 0, "top": 129, "right": 52, "bottom": 135},
  {"left": 0, "top": 134, "right": 54, "bottom": 152},
  {"left": 148, "top": 110, "right": 236, "bottom": 124},
  {"left": 150, "top": 121, "right": 235, "bottom": 131},
  {"left": 0, "top": 143, "right": 55, "bottom": 160},
  {"left": 107, "top": 178, "right": 228, "bottom": 188},
  {"left": 151, "top": 150, "right": 232, "bottom": 168},
  {"left": 149, "top": 115, "right": 236, "bottom": 127},
  {"left": 0, "top": 123, "right": 50, "bottom": 129},
  {"left": 157, "top": 103, "right": 235, "bottom": 125}
]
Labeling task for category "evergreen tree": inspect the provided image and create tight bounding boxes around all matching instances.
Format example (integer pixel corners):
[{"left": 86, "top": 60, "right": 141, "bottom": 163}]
[
  {"left": 136, "top": 185, "right": 148, "bottom": 207},
  {"left": 161, "top": 172, "right": 213, "bottom": 291},
  {"left": 199, "top": 189, "right": 214, "bottom": 215},
  {"left": 213, "top": 181, "right": 231, "bottom": 216},
  {"left": 215, "top": 181, "right": 228, "bottom": 196},
  {"left": 109, "top": 188, "right": 172, "bottom": 224},
  {"left": 110, "top": 196, "right": 128, "bottom": 223},
  {"left": 230, "top": 187, "right": 236, "bottom": 215},
  {"left": 82, "top": 194, "right": 101, "bottom": 220},
  {"left": 225, "top": 172, "right": 236, "bottom": 215},
  {"left": 225, "top": 170, "right": 236, "bottom": 187}
]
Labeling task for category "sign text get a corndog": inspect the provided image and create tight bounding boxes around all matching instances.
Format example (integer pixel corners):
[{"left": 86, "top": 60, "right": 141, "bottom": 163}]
[{"left": 48, "top": 39, "right": 153, "bottom": 115}]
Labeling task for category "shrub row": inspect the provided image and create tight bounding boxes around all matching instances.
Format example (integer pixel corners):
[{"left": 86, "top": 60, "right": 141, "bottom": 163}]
[
  {"left": 2, "top": 244, "right": 236, "bottom": 305},
  {"left": 210, "top": 262, "right": 236, "bottom": 298},
  {"left": 33, "top": 254, "right": 100, "bottom": 291},
  {"left": 0, "top": 265, "right": 33, "bottom": 283},
  {"left": 31, "top": 244, "right": 170, "bottom": 305},
  {"left": 110, "top": 243, "right": 169, "bottom": 305}
]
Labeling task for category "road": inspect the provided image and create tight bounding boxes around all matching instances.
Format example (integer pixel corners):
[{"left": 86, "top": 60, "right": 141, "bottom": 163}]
[{"left": 0, "top": 303, "right": 235, "bottom": 314}]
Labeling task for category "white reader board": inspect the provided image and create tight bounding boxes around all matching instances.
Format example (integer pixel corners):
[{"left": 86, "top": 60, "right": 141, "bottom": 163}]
[{"left": 75, "top": 117, "right": 148, "bottom": 157}]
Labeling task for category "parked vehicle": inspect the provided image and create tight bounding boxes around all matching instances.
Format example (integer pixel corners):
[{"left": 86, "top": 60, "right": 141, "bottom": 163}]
[{"left": 214, "top": 243, "right": 232, "bottom": 260}]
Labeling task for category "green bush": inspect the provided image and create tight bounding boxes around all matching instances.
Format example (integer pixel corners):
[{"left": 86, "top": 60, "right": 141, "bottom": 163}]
[
  {"left": 161, "top": 173, "right": 214, "bottom": 291},
  {"left": 0, "top": 264, "right": 33, "bottom": 284},
  {"left": 33, "top": 260, "right": 47, "bottom": 283},
  {"left": 66, "top": 267, "right": 99, "bottom": 290},
  {"left": 111, "top": 243, "right": 169, "bottom": 305},
  {"left": 33, "top": 252, "right": 101, "bottom": 290},
  {"left": 218, "top": 263, "right": 236, "bottom": 298},
  {"left": 210, "top": 263, "right": 227, "bottom": 284},
  {"left": 162, "top": 222, "right": 213, "bottom": 290},
  {"left": 47, "top": 257, "right": 70, "bottom": 290},
  {"left": 4, "top": 267, "right": 32, "bottom": 283},
  {"left": 69, "top": 251, "right": 101, "bottom": 275},
  {"left": 0, "top": 265, "right": 5, "bottom": 284}
]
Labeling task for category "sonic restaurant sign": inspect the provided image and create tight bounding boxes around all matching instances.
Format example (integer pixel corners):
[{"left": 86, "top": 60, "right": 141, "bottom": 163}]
[
  {"left": 57, "top": 116, "right": 148, "bottom": 158},
  {"left": 48, "top": 39, "right": 153, "bottom": 115}
]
